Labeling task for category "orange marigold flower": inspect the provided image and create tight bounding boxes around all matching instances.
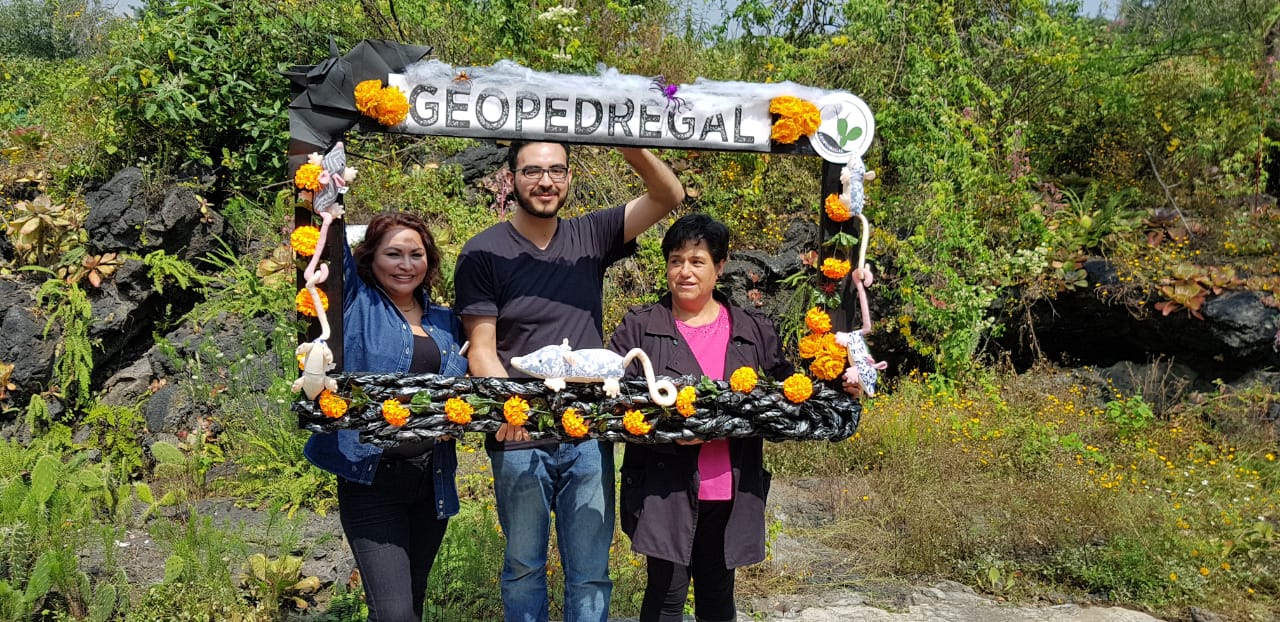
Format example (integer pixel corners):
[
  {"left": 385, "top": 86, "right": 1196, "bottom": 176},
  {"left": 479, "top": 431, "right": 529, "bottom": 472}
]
[
  {"left": 810, "top": 354, "right": 846, "bottom": 381},
  {"left": 771, "top": 117, "right": 803, "bottom": 144},
  {"left": 769, "top": 96, "right": 804, "bottom": 115},
  {"left": 805, "top": 307, "right": 832, "bottom": 334},
  {"left": 824, "top": 193, "right": 851, "bottom": 222},
  {"left": 355, "top": 80, "right": 410, "bottom": 127},
  {"left": 561, "top": 408, "right": 589, "bottom": 438},
  {"left": 675, "top": 386, "right": 697, "bottom": 417},
  {"left": 729, "top": 366, "right": 758, "bottom": 393},
  {"left": 798, "top": 333, "right": 829, "bottom": 359},
  {"left": 372, "top": 86, "right": 410, "bottom": 126},
  {"left": 444, "top": 397, "right": 473, "bottom": 425},
  {"left": 793, "top": 100, "right": 821, "bottom": 135},
  {"left": 294, "top": 162, "right": 323, "bottom": 192},
  {"left": 354, "top": 79, "right": 383, "bottom": 113},
  {"left": 382, "top": 399, "right": 410, "bottom": 427},
  {"left": 623, "top": 409, "right": 653, "bottom": 435},
  {"left": 503, "top": 396, "right": 530, "bottom": 427},
  {"left": 820, "top": 257, "right": 851, "bottom": 280},
  {"left": 295, "top": 287, "right": 329, "bottom": 317},
  {"left": 318, "top": 390, "right": 347, "bottom": 419},
  {"left": 782, "top": 373, "right": 813, "bottom": 403},
  {"left": 291, "top": 225, "right": 320, "bottom": 257}
]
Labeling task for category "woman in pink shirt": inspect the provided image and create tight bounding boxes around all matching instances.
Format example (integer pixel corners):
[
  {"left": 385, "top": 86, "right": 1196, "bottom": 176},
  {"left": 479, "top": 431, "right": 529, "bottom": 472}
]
[{"left": 609, "top": 214, "right": 792, "bottom": 622}]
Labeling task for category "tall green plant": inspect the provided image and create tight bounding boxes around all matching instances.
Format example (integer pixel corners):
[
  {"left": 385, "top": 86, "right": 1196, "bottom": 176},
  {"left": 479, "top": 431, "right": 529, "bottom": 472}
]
[{"left": 35, "top": 278, "right": 95, "bottom": 408}]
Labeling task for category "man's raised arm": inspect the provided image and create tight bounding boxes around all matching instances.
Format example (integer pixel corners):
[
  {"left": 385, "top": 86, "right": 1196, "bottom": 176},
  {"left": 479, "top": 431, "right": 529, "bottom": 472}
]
[{"left": 620, "top": 147, "right": 685, "bottom": 242}]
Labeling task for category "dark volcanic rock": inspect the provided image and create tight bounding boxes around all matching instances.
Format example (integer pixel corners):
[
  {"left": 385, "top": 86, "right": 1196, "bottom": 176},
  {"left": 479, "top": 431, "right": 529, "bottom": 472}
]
[{"left": 0, "top": 276, "right": 57, "bottom": 404}]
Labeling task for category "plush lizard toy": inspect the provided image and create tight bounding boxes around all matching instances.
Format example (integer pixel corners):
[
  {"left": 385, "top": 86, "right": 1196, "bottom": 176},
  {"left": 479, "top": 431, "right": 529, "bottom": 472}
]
[
  {"left": 293, "top": 142, "right": 355, "bottom": 401},
  {"left": 831, "top": 155, "right": 887, "bottom": 398},
  {"left": 511, "top": 339, "right": 678, "bottom": 406}
]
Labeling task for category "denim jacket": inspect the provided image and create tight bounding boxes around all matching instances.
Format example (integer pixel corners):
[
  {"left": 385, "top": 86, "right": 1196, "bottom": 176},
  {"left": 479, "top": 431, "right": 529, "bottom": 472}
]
[{"left": 302, "top": 234, "right": 468, "bottom": 519}]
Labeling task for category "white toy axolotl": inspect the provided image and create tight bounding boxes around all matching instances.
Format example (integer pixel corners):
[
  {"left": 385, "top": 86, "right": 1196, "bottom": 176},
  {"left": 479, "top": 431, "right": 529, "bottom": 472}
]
[{"left": 511, "top": 339, "right": 678, "bottom": 407}]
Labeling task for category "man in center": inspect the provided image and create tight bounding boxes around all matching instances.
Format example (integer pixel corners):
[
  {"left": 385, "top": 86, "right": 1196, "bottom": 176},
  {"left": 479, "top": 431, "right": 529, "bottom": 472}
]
[{"left": 453, "top": 141, "right": 685, "bottom": 622}]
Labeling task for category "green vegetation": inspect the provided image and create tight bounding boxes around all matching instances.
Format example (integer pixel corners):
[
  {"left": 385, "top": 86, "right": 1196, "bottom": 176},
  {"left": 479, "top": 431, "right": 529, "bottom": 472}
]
[{"left": 0, "top": 0, "right": 1278, "bottom": 619}]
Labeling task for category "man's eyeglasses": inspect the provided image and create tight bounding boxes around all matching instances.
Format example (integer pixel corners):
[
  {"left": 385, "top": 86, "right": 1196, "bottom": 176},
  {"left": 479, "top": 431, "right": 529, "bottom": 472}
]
[{"left": 515, "top": 165, "right": 570, "bottom": 182}]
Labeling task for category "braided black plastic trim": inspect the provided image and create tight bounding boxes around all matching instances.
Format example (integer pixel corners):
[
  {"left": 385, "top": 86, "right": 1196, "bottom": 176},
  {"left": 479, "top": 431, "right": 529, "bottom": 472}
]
[{"left": 294, "top": 374, "right": 861, "bottom": 446}]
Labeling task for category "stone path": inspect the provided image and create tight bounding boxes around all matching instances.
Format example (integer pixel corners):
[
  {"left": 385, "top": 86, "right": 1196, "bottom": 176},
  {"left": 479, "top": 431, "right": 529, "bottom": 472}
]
[
  {"left": 744, "top": 582, "right": 1165, "bottom": 621},
  {"left": 610, "top": 581, "right": 1165, "bottom": 621}
]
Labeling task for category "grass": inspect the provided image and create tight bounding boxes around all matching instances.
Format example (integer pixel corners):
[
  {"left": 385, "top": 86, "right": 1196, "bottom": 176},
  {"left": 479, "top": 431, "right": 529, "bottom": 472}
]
[{"left": 752, "top": 365, "right": 1279, "bottom": 621}]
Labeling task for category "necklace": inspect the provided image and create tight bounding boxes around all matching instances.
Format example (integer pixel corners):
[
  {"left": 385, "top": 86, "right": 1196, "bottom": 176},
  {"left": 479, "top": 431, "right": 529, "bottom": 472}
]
[{"left": 397, "top": 301, "right": 419, "bottom": 314}]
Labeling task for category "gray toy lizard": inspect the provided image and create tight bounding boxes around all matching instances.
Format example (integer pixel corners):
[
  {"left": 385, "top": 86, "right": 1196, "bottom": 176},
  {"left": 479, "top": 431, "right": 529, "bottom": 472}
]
[{"left": 511, "top": 339, "right": 678, "bottom": 406}]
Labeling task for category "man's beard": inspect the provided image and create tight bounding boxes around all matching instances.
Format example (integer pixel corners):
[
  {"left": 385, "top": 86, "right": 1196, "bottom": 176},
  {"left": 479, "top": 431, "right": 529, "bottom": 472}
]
[{"left": 515, "top": 187, "right": 565, "bottom": 219}]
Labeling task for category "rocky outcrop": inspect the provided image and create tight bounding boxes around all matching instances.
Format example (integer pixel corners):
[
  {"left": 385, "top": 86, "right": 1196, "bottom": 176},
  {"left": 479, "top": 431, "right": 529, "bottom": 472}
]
[
  {"left": 997, "top": 258, "right": 1280, "bottom": 379},
  {"left": 85, "top": 167, "right": 227, "bottom": 260}
]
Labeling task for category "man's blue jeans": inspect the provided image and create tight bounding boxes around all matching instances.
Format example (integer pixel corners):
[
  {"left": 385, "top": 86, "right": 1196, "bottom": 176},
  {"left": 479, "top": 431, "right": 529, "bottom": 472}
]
[{"left": 489, "top": 441, "right": 615, "bottom": 622}]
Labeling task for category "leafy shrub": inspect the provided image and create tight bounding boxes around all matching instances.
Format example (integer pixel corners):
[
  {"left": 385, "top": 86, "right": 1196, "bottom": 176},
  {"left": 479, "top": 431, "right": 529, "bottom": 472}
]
[{"left": 99, "top": 0, "right": 362, "bottom": 198}]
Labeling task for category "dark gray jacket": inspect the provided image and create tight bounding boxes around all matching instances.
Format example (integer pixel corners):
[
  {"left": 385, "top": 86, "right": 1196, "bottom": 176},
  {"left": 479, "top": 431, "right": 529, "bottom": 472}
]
[{"left": 608, "top": 292, "right": 793, "bottom": 567}]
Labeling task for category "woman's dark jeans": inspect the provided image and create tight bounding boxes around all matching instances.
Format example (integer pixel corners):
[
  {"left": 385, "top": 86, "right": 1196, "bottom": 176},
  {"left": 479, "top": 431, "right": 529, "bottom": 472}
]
[
  {"left": 640, "top": 500, "right": 735, "bottom": 622},
  {"left": 338, "top": 453, "right": 449, "bottom": 622}
]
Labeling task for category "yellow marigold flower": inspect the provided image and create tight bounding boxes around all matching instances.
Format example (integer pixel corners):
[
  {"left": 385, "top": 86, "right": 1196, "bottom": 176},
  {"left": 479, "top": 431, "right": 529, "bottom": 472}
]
[
  {"left": 793, "top": 100, "right": 821, "bottom": 135},
  {"left": 371, "top": 86, "right": 410, "bottom": 126},
  {"left": 623, "top": 409, "right": 652, "bottom": 435},
  {"left": 810, "top": 354, "right": 846, "bottom": 381},
  {"left": 821, "top": 339, "right": 848, "bottom": 361},
  {"left": 318, "top": 390, "right": 347, "bottom": 419},
  {"left": 382, "top": 399, "right": 410, "bottom": 427},
  {"left": 769, "top": 96, "right": 803, "bottom": 115},
  {"left": 824, "top": 193, "right": 851, "bottom": 223},
  {"left": 355, "top": 80, "right": 410, "bottom": 127},
  {"left": 798, "top": 333, "right": 829, "bottom": 359},
  {"left": 805, "top": 307, "right": 832, "bottom": 334},
  {"left": 729, "top": 366, "right": 758, "bottom": 393},
  {"left": 769, "top": 96, "right": 820, "bottom": 143},
  {"left": 295, "top": 287, "right": 329, "bottom": 317},
  {"left": 820, "top": 257, "right": 852, "bottom": 280},
  {"left": 782, "top": 373, "right": 813, "bottom": 403},
  {"left": 675, "top": 386, "right": 697, "bottom": 417},
  {"left": 561, "top": 408, "right": 589, "bottom": 438},
  {"left": 771, "top": 117, "right": 803, "bottom": 144},
  {"left": 503, "top": 396, "right": 530, "bottom": 427},
  {"left": 1169, "top": 572, "right": 1178, "bottom": 582},
  {"left": 444, "top": 397, "right": 473, "bottom": 425},
  {"left": 294, "top": 162, "right": 323, "bottom": 192},
  {"left": 296, "top": 351, "right": 306, "bottom": 370},
  {"left": 354, "top": 79, "right": 383, "bottom": 113},
  {"left": 291, "top": 225, "right": 320, "bottom": 257}
]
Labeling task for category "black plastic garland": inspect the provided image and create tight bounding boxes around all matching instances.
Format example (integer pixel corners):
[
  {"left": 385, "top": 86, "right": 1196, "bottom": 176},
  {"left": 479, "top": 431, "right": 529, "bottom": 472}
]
[{"left": 294, "top": 374, "right": 861, "bottom": 445}]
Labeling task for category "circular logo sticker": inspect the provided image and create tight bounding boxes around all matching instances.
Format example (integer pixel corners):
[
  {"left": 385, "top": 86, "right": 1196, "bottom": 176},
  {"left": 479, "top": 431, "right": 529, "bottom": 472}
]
[{"left": 810, "top": 92, "right": 875, "bottom": 164}]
